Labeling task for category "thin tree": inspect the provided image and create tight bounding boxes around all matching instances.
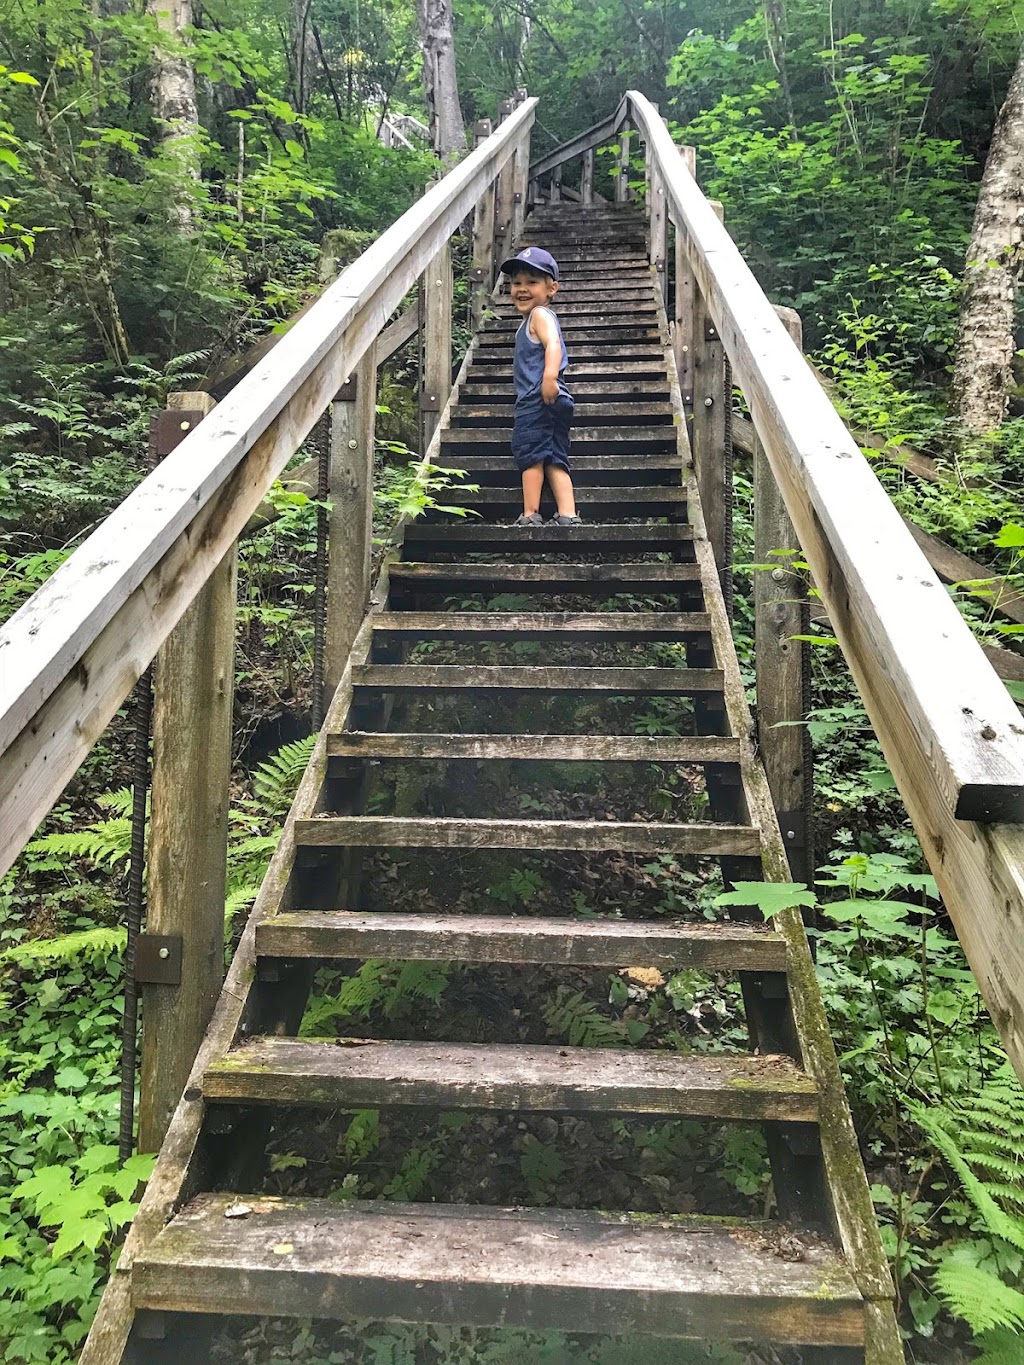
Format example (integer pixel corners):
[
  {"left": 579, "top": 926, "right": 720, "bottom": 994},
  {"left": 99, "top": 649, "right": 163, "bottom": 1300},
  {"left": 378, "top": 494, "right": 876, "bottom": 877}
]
[
  {"left": 147, "top": 0, "right": 201, "bottom": 230},
  {"left": 951, "top": 45, "right": 1024, "bottom": 435},
  {"left": 417, "top": 0, "right": 466, "bottom": 158}
]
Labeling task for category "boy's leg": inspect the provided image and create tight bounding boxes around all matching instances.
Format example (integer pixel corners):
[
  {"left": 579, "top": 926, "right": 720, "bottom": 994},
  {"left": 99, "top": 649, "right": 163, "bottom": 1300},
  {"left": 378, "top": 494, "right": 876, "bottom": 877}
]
[
  {"left": 521, "top": 463, "right": 545, "bottom": 515},
  {"left": 545, "top": 464, "right": 577, "bottom": 517}
]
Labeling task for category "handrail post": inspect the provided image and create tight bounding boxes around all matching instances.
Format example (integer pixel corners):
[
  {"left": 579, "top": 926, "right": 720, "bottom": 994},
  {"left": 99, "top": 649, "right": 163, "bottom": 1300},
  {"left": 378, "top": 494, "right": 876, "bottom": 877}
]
[
  {"left": 581, "top": 148, "right": 594, "bottom": 204},
  {"left": 494, "top": 99, "right": 516, "bottom": 259},
  {"left": 511, "top": 134, "right": 530, "bottom": 243},
  {"left": 615, "top": 124, "right": 631, "bottom": 203},
  {"left": 139, "top": 392, "right": 234, "bottom": 1155},
  {"left": 674, "top": 146, "right": 697, "bottom": 417},
  {"left": 421, "top": 241, "right": 452, "bottom": 450},
  {"left": 549, "top": 163, "right": 562, "bottom": 203},
  {"left": 327, "top": 343, "right": 378, "bottom": 699},
  {"left": 470, "top": 119, "right": 496, "bottom": 332},
  {"left": 755, "top": 306, "right": 813, "bottom": 883},
  {"left": 650, "top": 165, "right": 667, "bottom": 303},
  {"left": 691, "top": 200, "right": 730, "bottom": 606}
]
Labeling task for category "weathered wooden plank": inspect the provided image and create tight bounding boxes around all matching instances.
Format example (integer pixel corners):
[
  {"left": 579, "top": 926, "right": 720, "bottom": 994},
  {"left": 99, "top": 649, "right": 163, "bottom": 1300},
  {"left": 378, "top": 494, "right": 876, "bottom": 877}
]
[
  {"left": 421, "top": 239, "right": 452, "bottom": 447},
  {"left": 478, "top": 325, "right": 661, "bottom": 346},
  {"left": 456, "top": 401, "right": 673, "bottom": 421},
  {"left": 205, "top": 1037, "right": 818, "bottom": 1121},
  {"left": 441, "top": 426, "right": 677, "bottom": 446},
  {"left": 0, "top": 99, "right": 538, "bottom": 879},
  {"left": 470, "top": 120, "right": 497, "bottom": 333},
  {"left": 389, "top": 561, "right": 701, "bottom": 589},
  {"left": 256, "top": 909, "right": 783, "bottom": 971},
  {"left": 629, "top": 91, "right": 1024, "bottom": 826},
  {"left": 352, "top": 664, "right": 721, "bottom": 693},
  {"left": 370, "top": 610, "right": 709, "bottom": 641},
  {"left": 328, "top": 731, "right": 736, "bottom": 761},
  {"left": 459, "top": 380, "right": 670, "bottom": 399},
  {"left": 295, "top": 815, "right": 760, "bottom": 856},
  {"left": 401, "top": 522, "right": 693, "bottom": 547},
  {"left": 133, "top": 1196, "right": 865, "bottom": 1345}
]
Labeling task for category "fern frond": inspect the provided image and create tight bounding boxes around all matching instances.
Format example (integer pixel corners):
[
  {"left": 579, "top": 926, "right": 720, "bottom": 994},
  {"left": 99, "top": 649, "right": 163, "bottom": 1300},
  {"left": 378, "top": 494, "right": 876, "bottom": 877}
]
[
  {"left": 542, "top": 987, "right": 623, "bottom": 1049},
  {"left": 1, "top": 927, "right": 126, "bottom": 965},
  {"left": 25, "top": 819, "right": 133, "bottom": 869},
  {"left": 976, "top": 1325, "right": 1024, "bottom": 1364},
  {"left": 253, "top": 736, "right": 315, "bottom": 813},
  {"left": 933, "top": 1259, "right": 1024, "bottom": 1334}
]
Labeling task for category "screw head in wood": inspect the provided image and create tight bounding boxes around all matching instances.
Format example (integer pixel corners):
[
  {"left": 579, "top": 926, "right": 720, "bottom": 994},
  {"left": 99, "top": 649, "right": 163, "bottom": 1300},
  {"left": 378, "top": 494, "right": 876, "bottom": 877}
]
[
  {"left": 158, "top": 947, "right": 169, "bottom": 959},
  {"left": 348, "top": 439, "right": 358, "bottom": 449},
  {"left": 704, "top": 397, "right": 714, "bottom": 407}
]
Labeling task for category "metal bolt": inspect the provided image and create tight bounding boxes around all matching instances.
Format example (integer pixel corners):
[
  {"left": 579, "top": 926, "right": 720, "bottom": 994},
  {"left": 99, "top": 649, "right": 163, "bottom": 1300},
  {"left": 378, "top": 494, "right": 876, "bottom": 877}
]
[
  {"left": 708, "top": 327, "right": 717, "bottom": 338},
  {"left": 681, "top": 345, "right": 689, "bottom": 354},
  {"left": 180, "top": 421, "right": 190, "bottom": 431},
  {"left": 704, "top": 396, "right": 714, "bottom": 408},
  {"left": 348, "top": 439, "right": 358, "bottom": 449},
  {"left": 158, "top": 947, "right": 170, "bottom": 960},
  {"left": 771, "top": 568, "right": 786, "bottom": 583}
]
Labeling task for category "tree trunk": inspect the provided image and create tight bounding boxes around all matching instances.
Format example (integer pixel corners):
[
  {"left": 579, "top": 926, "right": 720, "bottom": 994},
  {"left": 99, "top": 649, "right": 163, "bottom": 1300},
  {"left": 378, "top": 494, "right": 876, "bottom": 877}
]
[
  {"left": 147, "top": 0, "right": 200, "bottom": 229},
  {"left": 416, "top": 0, "right": 466, "bottom": 159},
  {"left": 952, "top": 45, "right": 1024, "bottom": 435},
  {"left": 291, "top": 0, "right": 317, "bottom": 116}
]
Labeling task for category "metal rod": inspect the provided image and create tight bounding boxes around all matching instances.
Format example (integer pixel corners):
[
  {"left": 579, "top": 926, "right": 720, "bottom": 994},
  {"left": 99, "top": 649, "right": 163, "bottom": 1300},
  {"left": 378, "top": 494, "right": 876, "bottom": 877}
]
[
  {"left": 119, "top": 665, "right": 152, "bottom": 1163},
  {"left": 311, "top": 422, "right": 330, "bottom": 730}
]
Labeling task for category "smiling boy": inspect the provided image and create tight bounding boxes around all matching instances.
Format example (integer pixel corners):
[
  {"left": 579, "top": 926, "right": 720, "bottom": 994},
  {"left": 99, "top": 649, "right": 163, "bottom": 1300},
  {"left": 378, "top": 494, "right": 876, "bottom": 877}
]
[{"left": 499, "top": 247, "right": 581, "bottom": 527}]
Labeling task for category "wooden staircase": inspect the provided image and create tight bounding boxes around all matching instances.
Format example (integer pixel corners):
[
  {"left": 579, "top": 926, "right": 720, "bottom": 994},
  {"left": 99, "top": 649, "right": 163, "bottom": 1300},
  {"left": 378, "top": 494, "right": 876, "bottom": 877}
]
[{"left": 89, "top": 202, "right": 902, "bottom": 1362}]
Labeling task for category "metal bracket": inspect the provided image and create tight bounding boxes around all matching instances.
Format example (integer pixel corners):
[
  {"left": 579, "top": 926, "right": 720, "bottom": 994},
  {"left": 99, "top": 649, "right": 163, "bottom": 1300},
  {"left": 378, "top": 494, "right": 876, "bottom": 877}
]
[
  {"left": 334, "top": 376, "right": 357, "bottom": 402},
  {"left": 148, "top": 409, "right": 207, "bottom": 463},
  {"left": 655, "top": 258, "right": 666, "bottom": 273},
  {"left": 682, "top": 392, "right": 694, "bottom": 407},
  {"left": 513, "top": 191, "right": 523, "bottom": 204},
  {"left": 777, "top": 809, "right": 807, "bottom": 850},
  {"left": 419, "top": 391, "right": 442, "bottom": 412},
  {"left": 704, "top": 319, "right": 718, "bottom": 341},
  {"left": 134, "top": 934, "right": 182, "bottom": 985},
  {"left": 469, "top": 267, "right": 488, "bottom": 283}
]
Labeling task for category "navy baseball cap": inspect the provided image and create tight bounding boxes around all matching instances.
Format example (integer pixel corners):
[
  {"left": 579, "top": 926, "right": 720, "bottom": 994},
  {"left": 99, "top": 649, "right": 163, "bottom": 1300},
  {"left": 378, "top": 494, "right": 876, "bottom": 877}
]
[{"left": 499, "top": 246, "right": 559, "bottom": 281}]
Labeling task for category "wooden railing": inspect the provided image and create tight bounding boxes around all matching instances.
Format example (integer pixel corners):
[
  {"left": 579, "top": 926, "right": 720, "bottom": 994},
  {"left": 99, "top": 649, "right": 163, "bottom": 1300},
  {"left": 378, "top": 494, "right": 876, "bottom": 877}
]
[
  {"left": 531, "top": 91, "right": 1024, "bottom": 1079},
  {"left": 0, "top": 92, "right": 535, "bottom": 1147}
]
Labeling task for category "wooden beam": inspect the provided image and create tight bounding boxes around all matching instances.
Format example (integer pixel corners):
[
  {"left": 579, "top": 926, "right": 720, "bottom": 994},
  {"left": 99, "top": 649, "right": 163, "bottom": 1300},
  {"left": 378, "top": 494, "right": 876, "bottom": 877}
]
[
  {"left": 527, "top": 96, "right": 627, "bottom": 180},
  {"left": 615, "top": 126, "right": 631, "bottom": 204},
  {"left": 627, "top": 89, "right": 1024, "bottom": 1081},
  {"left": 470, "top": 119, "right": 496, "bottom": 332},
  {"left": 421, "top": 240, "right": 452, "bottom": 448},
  {"left": 0, "top": 97, "right": 537, "bottom": 879},
  {"left": 327, "top": 345, "right": 377, "bottom": 698},
  {"left": 674, "top": 147, "right": 697, "bottom": 413},
  {"left": 649, "top": 165, "right": 667, "bottom": 303},
  {"left": 691, "top": 202, "right": 728, "bottom": 598},
  {"left": 580, "top": 147, "right": 594, "bottom": 204},
  {"left": 754, "top": 309, "right": 812, "bottom": 882}
]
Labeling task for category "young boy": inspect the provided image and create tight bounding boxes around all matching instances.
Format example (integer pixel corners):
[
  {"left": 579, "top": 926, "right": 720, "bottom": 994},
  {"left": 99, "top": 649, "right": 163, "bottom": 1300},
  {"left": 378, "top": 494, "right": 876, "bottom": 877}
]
[{"left": 499, "top": 247, "right": 581, "bottom": 527}]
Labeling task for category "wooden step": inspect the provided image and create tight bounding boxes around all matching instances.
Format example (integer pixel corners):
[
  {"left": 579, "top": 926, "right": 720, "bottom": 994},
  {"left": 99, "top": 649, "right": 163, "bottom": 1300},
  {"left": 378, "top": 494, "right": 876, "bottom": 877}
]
[
  {"left": 388, "top": 561, "right": 701, "bottom": 592},
  {"left": 477, "top": 326, "right": 661, "bottom": 347},
  {"left": 370, "top": 611, "right": 710, "bottom": 641},
  {"left": 459, "top": 381, "right": 671, "bottom": 400},
  {"left": 401, "top": 523, "right": 693, "bottom": 551},
  {"left": 329, "top": 731, "right": 733, "bottom": 761},
  {"left": 204, "top": 1038, "right": 817, "bottom": 1122},
  {"left": 432, "top": 456, "right": 680, "bottom": 487},
  {"left": 256, "top": 909, "right": 781, "bottom": 971},
  {"left": 352, "top": 664, "right": 721, "bottom": 693},
  {"left": 432, "top": 486, "right": 687, "bottom": 518},
  {"left": 295, "top": 816, "right": 760, "bottom": 857},
  {"left": 453, "top": 402, "right": 674, "bottom": 424},
  {"left": 470, "top": 347, "right": 666, "bottom": 366},
  {"left": 134, "top": 1196, "right": 865, "bottom": 1346},
  {"left": 442, "top": 426, "right": 676, "bottom": 448}
]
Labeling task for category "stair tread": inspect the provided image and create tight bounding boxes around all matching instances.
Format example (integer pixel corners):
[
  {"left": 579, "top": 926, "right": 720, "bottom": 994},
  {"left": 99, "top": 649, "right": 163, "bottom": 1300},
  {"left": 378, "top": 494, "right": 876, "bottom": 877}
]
[
  {"left": 328, "top": 731, "right": 733, "bottom": 759},
  {"left": 436, "top": 486, "right": 686, "bottom": 503},
  {"left": 371, "top": 610, "right": 710, "bottom": 637},
  {"left": 401, "top": 523, "right": 693, "bottom": 544},
  {"left": 204, "top": 1038, "right": 817, "bottom": 1120},
  {"left": 390, "top": 560, "right": 701, "bottom": 583},
  {"left": 442, "top": 427, "right": 676, "bottom": 443},
  {"left": 352, "top": 664, "right": 722, "bottom": 691},
  {"left": 256, "top": 909, "right": 784, "bottom": 971},
  {"left": 295, "top": 815, "right": 760, "bottom": 856},
  {"left": 134, "top": 1195, "right": 864, "bottom": 1345}
]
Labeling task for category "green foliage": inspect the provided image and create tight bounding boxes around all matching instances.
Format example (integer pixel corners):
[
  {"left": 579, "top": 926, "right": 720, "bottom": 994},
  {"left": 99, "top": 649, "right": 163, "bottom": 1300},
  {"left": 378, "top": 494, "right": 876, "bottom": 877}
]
[{"left": 253, "top": 736, "right": 316, "bottom": 814}]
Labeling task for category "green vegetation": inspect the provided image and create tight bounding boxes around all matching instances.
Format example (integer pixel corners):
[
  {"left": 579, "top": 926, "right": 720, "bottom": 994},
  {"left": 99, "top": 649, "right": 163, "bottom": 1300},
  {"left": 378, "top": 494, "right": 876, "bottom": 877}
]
[{"left": 2, "top": 0, "right": 1024, "bottom": 1361}]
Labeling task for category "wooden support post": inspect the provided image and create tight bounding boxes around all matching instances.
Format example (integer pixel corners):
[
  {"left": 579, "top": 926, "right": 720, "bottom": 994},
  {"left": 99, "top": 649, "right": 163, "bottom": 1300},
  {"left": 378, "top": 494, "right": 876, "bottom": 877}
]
[
  {"left": 420, "top": 240, "right": 452, "bottom": 450},
  {"left": 549, "top": 163, "right": 562, "bottom": 203},
  {"left": 139, "top": 391, "right": 234, "bottom": 1155},
  {"left": 674, "top": 146, "right": 697, "bottom": 412},
  {"left": 755, "top": 307, "right": 813, "bottom": 883},
  {"left": 650, "top": 165, "right": 667, "bottom": 303},
  {"left": 511, "top": 136, "right": 529, "bottom": 243},
  {"left": 327, "top": 344, "right": 378, "bottom": 698},
  {"left": 470, "top": 119, "right": 496, "bottom": 333},
  {"left": 581, "top": 148, "right": 594, "bottom": 204},
  {"left": 493, "top": 99, "right": 516, "bottom": 261},
  {"left": 616, "top": 126, "right": 631, "bottom": 203},
  {"left": 691, "top": 201, "right": 728, "bottom": 599}
]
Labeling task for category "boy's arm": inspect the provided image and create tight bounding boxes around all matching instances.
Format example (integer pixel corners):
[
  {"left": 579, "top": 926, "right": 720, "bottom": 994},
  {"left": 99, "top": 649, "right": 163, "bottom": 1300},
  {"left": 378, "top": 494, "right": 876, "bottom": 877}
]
[{"left": 531, "top": 307, "right": 562, "bottom": 405}]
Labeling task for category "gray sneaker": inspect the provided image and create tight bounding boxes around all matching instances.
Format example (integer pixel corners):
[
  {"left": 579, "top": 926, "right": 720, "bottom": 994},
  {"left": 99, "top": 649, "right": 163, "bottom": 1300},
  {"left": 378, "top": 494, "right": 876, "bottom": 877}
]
[
  {"left": 513, "top": 512, "right": 545, "bottom": 527},
  {"left": 549, "top": 513, "right": 583, "bottom": 526}
]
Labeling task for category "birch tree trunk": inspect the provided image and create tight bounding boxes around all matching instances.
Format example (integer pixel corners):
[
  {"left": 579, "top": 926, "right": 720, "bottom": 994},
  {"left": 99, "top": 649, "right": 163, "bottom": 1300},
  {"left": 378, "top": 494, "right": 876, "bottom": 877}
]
[
  {"left": 291, "top": 0, "right": 317, "bottom": 116},
  {"left": 952, "top": 45, "right": 1024, "bottom": 435},
  {"left": 416, "top": 0, "right": 466, "bottom": 159},
  {"left": 147, "top": 0, "right": 200, "bottom": 230}
]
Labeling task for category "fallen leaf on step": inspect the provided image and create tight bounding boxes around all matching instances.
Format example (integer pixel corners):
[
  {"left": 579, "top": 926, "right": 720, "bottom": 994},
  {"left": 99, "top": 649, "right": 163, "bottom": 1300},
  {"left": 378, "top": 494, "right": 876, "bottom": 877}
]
[
  {"left": 624, "top": 967, "right": 665, "bottom": 989},
  {"left": 273, "top": 1243, "right": 294, "bottom": 1255},
  {"left": 223, "top": 1202, "right": 253, "bottom": 1219}
]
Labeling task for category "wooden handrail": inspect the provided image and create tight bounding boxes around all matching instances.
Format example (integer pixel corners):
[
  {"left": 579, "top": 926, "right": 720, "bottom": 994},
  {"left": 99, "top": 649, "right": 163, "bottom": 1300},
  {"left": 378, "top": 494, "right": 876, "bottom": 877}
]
[
  {"left": 622, "top": 89, "right": 1024, "bottom": 1080},
  {"left": 528, "top": 96, "right": 628, "bottom": 181},
  {"left": 0, "top": 97, "right": 536, "bottom": 880}
]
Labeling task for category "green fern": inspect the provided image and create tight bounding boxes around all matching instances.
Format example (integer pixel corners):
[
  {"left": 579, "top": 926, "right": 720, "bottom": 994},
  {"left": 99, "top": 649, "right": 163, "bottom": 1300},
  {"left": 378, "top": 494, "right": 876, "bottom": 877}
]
[
  {"left": 1, "top": 927, "right": 126, "bottom": 965},
  {"left": 542, "top": 987, "right": 624, "bottom": 1049},
  {"left": 253, "top": 736, "right": 315, "bottom": 813},
  {"left": 933, "top": 1260, "right": 1024, "bottom": 1334},
  {"left": 24, "top": 819, "right": 133, "bottom": 870},
  {"left": 300, "top": 960, "right": 451, "bottom": 1036}
]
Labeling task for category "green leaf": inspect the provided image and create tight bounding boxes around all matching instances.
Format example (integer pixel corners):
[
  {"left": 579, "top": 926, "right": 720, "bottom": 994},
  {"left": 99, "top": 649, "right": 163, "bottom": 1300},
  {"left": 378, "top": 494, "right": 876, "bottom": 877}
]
[
  {"left": 992, "top": 524, "right": 1024, "bottom": 549},
  {"left": 7, "top": 71, "right": 40, "bottom": 85},
  {"left": 284, "top": 139, "right": 305, "bottom": 160},
  {"left": 714, "top": 881, "right": 817, "bottom": 920}
]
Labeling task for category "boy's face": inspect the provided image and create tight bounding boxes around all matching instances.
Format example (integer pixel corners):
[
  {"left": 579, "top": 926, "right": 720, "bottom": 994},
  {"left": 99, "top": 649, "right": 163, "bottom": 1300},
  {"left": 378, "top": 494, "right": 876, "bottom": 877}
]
[{"left": 508, "top": 267, "right": 558, "bottom": 314}]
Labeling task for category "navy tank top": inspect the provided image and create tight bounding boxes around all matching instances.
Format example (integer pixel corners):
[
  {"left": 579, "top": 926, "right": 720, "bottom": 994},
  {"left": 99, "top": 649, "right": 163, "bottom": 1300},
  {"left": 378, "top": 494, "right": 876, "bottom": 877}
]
[{"left": 512, "top": 307, "right": 569, "bottom": 402}]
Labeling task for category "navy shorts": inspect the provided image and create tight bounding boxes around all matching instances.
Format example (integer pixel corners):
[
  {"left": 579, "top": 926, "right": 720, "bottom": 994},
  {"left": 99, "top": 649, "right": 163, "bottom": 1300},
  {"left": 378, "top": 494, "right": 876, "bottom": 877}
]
[{"left": 511, "top": 390, "right": 574, "bottom": 473}]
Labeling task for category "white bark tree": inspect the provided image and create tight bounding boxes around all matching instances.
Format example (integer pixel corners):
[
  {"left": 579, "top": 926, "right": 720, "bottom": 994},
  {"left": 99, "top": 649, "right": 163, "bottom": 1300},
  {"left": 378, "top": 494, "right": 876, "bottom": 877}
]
[
  {"left": 416, "top": 0, "right": 466, "bottom": 159},
  {"left": 952, "top": 46, "right": 1024, "bottom": 434},
  {"left": 147, "top": 0, "right": 201, "bottom": 229}
]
